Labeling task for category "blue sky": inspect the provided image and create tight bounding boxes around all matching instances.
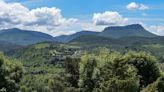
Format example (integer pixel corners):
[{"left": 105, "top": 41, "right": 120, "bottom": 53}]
[
  {"left": 5, "top": 0, "right": 164, "bottom": 18},
  {"left": 1, "top": 0, "right": 164, "bottom": 36},
  {"left": 5, "top": 0, "right": 164, "bottom": 17}
]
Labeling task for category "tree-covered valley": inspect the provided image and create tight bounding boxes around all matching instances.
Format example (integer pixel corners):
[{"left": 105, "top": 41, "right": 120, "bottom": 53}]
[{"left": 0, "top": 24, "right": 164, "bottom": 92}]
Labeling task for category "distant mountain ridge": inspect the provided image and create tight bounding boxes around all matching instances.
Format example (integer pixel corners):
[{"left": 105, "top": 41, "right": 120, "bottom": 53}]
[
  {"left": 0, "top": 24, "right": 158, "bottom": 45},
  {"left": 55, "top": 24, "right": 157, "bottom": 42},
  {"left": 0, "top": 28, "right": 54, "bottom": 45},
  {"left": 54, "top": 31, "right": 99, "bottom": 43},
  {"left": 99, "top": 24, "right": 156, "bottom": 38}
]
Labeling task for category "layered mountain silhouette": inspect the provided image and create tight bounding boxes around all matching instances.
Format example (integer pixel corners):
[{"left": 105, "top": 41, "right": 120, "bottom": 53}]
[
  {"left": 99, "top": 24, "right": 156, "bottom": 38},
  {"left": 55, "top": 24, "right": 157, "bottom": 42},
  {"left": 0, "top": 28, "right": 54, "bottom": 45},
  {"left": 0, "top": 24, "right": 159, "bottom": 45},
  {"left": 54, "top": 31, "right": 99, "bottom": 43}
]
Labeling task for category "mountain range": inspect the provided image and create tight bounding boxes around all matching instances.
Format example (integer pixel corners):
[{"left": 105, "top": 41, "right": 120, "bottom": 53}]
[
  {"left": 99, "top": 24, "right": 156, "bottom": 38},
  {"left": 0, "top": 24, "right": 159, "bottom": 46},
  {"left": 0, "top": 28, "right": 54, "bottom": 45},
  {"left": 54, "top": 24, "right": 157, "bottom": 42}
]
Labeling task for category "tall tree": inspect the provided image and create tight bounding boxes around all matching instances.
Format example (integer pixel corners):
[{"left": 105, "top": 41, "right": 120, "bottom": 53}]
[
  {"left": 95, "top": 53, "right": 140, "bottom": 92},
  {"left": 65, "top": 57, "right": 80, "bottom": 87},
  {"left": 125, "top": 51, "right": 161, "bottom": 88},
  {"left": 79, "top": 54, "right": 98, "bottom": 92},
  {"left": 0, "top": 53, "right": 24, "bottom": 92}
]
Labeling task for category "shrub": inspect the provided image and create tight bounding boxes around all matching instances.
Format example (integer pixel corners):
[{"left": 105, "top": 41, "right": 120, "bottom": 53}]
[
  {"left": 0, "top": 53, "right": 24, "bottom": 92},
  {"left": 141, "top": 76, "right": 164, "bottom": 92},
  {"left": 125, "top": 51, "right": 161, "bottom": 88}
]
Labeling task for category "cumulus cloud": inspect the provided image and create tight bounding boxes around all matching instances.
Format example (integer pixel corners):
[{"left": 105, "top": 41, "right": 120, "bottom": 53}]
[
  {"left": 0, "top": 0, "right": 78, "bottom": 36},
  {"left": 126, "top": 2, "right": 149, "bottom": 10},
  {"left": 92, "top": 11, "right": 128, "bottom": 26}
]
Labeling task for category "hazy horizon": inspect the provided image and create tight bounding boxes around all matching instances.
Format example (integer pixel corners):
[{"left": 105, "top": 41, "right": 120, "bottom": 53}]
[{"left": 0, "top": 0, "right": 164, "bottom": 36}]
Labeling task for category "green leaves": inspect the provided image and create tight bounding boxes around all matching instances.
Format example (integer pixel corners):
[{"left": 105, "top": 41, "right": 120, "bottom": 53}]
[
  {"left": 125, "top": 51, "right": 161, "bottom": 88},
  {"left": 78, "top": 49, "right": 162, "bottom": 92},
  {"left": 79, "top": 58, "right": 97, "bottom": 92},
  {"left": 65, "top": 57, "right": 80, "bottom": 87},
  {"left": 141, "top": 76, "right": 164, "bottom": 92},
  {"left": 0, "top": 53, "right": 24, "bottom": 92},
  {"left": 95, "top": 52, "right": 140, "bottom": 92}
]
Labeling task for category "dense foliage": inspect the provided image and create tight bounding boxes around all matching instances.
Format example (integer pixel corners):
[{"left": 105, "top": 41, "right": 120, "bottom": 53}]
[
  {"left": 77, "top": 50, "right": 161, "bottom": 92},
  {"left": 0, "top": 53, "right": 23, "bottom": 92},
  {"left": 1, "top": 25, "right": 164, "bottom": 92},
  {"left": 141, "top": 76, "right": 164, "bottom": 92},
  {"left": 125, "top": 51, "right": 161, "bottom": 88},
  {"left": 1, "top": 42, "right": 164, "bottom": 92}
]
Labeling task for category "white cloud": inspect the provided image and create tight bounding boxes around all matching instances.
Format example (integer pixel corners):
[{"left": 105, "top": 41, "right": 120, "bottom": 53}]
[
  {"left": 51, "top": 21, "right": 106, "bottom": 36},
  {"left": 92, "top": 11, "right": 128, "bottom": 26},
  {"left": 80, "top": 21, "right": 105, "bottom": 32},
  {"left": 147, "top": 25, "right": 164, "bottom": 36},
  {"left": 2, "top": 0, "right": 163, "bottom": 37},
  {"left": 126, "top": 2, "right": 139, "bottom": 10},
  {"left": 0, "top": 0, "right": 78, "bottom": 36},
  {"left": 126, "top": 2, "right": 149, "bottom": 10},
  {"left": 139, "top": 4, "right": 149, "bottom": 10}
]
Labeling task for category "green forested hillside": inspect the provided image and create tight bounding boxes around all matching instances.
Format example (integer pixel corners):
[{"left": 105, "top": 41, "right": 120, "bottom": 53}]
[
  {"left": 9, "top": 42, "right": 78, "bottom": 66},
  {"left": 0, "top": 40, "right": 164, "bottom": 92},
  {"left": 1, "top": 24, "right": 164, "bottom": 92},
  {"left": 0, "top": 41, "right": 23, "bottom": 52},
  {"left": 71, "top": 35, "right": 164, "bottom": 46}
]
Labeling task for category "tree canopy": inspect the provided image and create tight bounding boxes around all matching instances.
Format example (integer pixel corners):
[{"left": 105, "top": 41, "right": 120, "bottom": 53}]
[{"left": 0, "top": 53, "right": 24, "bottom": 92}]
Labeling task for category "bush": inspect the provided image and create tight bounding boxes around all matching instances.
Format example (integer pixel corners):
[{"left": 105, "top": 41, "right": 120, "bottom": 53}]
[
  {"left": 0, "top": 53, "right": 24, "bottom": 92},
  {"left": 79, "top": 54, "right": 98, "bottom": 92},
  {"left": 95, "top": 53, "right": 140, "bottom": 92},
  {"left": 141, "top": 76, "right": 164, "bottom": 92},
  {"left": 125, "top": 51, "right": 161, "bottom": 88},
  {"left": 20, "top": 86, "right": 28, "bottom": 92},
  {"left": 65, "top": 57, "right": 80, "bottom": 87},
  {"left": 79, "top": 50, "right": 162, "bottom": 92}
]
